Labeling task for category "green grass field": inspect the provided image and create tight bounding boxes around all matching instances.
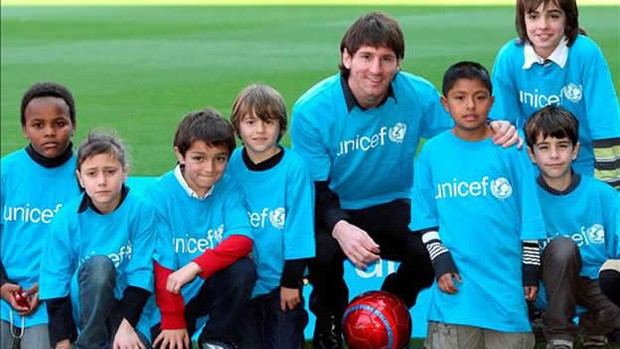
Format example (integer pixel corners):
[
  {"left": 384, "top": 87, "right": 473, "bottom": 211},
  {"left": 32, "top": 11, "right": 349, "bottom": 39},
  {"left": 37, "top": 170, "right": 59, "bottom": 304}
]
[{"left": 1, "top": 5, "right": 618, "bottom": 175}]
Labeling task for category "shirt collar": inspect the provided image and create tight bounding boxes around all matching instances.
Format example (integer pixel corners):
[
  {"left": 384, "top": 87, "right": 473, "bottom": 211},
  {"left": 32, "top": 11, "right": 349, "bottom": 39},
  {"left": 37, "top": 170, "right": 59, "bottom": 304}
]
[
  {"left": 174, "top": 164, "right": 213, "bottom": 200},
  {"left": 523, "top": 36, "right": 569, "bottom": 69},
  {"left": 536, "top": 170, "right": 581, "bottom": 196},
  {"left": 341, "top": 73, "right": 396, "bottom": 112},
  {"left": 25, "top": 142, "right": 74, "bottom": 168},
  {"left": 78, "top": 184, "right": 129, "bottom": 214}
]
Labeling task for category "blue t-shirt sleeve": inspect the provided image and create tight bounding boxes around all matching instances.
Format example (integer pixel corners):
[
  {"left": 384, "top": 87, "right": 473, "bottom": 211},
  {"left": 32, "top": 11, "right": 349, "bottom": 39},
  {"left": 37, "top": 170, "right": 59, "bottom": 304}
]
[
  {"left": 223, "top": 179, "right": 253, "bottom": 239},
  {"left": 490, "top": 43, "right": 520, "bottom": 124},
  {"left": 409, "top": 147, "right": 438, "bottom": 232},
  {"left": 514, "top": 149, "right": 546, "bottom": 240},
  {"left": 39, "top": 209, "right": 76, "bottom": 300},
  {"left": 581, "top": 41, "right": 620, "bottom": 141},
  {"left": 144, "top": 183, "right": 178, "bottom": 271},
  {"left": 290, "top": 106, "right": 331, "bottom": 182},
  {"left": 124, "top": 202, "right": 157, "bottom": 292},
  {"left": 419, "top": 84, "right": 453, "bottom": 140},
  {"left": 284, "top": 161, "right": 316, "bottom": 260}
]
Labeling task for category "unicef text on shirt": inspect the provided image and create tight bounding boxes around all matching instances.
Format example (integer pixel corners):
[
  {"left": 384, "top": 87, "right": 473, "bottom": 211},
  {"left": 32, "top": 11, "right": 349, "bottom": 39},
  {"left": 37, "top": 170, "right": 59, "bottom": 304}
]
[
  {"left": 173, "top": 225, "right": 224, "bottom": 254},
  {"left": 336, "top": 123, "right": 407, "bottom": 157},
  {"left": 518, "top": 83, "right": 583, "bottom": 109},
  {"left": 435, "top": 176, "right": 513, "bottom": 200},
  {"left": 540, "top": 224, "right": 606, "bottom": 249},
  {"left": 3, "top": 203, "right": 63, "bottom": 224}
]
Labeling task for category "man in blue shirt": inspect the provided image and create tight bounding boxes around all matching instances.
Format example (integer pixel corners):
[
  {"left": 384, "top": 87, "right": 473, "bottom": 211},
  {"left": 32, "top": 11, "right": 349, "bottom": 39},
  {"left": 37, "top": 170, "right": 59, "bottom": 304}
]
[{"left": 290, "top": 12, "right": 519, "bottom": 349}]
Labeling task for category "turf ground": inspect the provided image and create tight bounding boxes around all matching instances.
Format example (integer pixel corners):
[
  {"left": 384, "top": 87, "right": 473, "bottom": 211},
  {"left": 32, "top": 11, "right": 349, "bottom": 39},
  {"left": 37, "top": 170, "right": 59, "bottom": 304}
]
[{"left": 1, "top": 5, "right": 618, "bottom": 175}]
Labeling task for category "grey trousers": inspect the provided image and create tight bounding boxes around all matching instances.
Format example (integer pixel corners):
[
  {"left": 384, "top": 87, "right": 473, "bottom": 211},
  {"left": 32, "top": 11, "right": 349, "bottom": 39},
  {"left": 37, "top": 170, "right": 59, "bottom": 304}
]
[
  {"left": 541, "top": 237, "right": 620, "bottom": 342},
  {"left": 0, "top": 320, "right": 50, "bottom": 349},
  {"left": 424, "top": 322, "right": 535, "bottom": 349}
]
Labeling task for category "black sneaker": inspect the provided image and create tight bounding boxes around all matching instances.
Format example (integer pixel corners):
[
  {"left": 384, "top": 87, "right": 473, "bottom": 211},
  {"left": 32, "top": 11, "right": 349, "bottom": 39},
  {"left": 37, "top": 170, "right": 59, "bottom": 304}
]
[{"left": 312, "top": 315, "right": 343, "bottom": 349}]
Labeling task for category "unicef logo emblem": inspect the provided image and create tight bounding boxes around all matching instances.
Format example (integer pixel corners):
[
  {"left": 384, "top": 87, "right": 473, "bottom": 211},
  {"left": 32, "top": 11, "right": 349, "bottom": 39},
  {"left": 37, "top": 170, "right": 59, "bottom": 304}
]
[
  {"left": 585, "top": 224, "right": 605, "bottom": 244},
  {"left": 562, "top": 83, "right": 582, "bottom": 103},
  {"left": 388, "top": 123, "right": 407, "bottom": 143},
  {"left": 490, "top": 177, "right": 513, "bottom": 199},
  {"left": 269, "top": 207, "right": 286, "bottom": 229}
]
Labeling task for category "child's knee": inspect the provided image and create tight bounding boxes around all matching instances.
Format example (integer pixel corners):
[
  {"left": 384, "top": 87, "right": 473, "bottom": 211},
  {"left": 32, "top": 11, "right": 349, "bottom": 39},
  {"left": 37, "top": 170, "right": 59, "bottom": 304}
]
[
  {"left": 228, "top": 258, "right": 257, "bottom": 290},
  {"left": 544, "top": 237, "right": 580, "bottom": 265},
  {"left": 78, "top": 255, "right": 116, "bottom": 287}
]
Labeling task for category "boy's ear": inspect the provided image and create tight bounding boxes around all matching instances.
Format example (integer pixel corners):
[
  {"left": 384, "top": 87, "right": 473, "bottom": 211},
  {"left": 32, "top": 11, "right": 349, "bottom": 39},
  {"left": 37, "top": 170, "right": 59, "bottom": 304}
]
[
  {"left": 572, "top": 142, "right": 580, "bottom": 160},
  {"left": 75, "top": 170, "right": 85, "bottom": 189},
  {"left": 526, "top": 145, "right": 537, "bottom": 163},
  {"left": 342, "top": 48, "right": 352, "bottom": 69},
  {"left": 440, "top": 96, "right": 449, "bottom": 112},
  {"left": 173, "top": 146, "right": 184, "bottom": 164}
]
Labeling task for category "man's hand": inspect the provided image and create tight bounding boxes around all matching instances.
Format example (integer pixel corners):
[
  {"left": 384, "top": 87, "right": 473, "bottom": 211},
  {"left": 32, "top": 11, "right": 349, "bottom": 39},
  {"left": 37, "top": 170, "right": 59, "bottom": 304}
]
[
  {"left": 55, "top": 339, "right": 72, "bottom": 349},
  {"left": 167, "top": 262, "right": 201, "bottom": 294},
  {"left": 0, "top": 283, "right": 29, "bottom": 313},
  {"left": 113, "top": 319, "right": 146, "bottom": 349},
  {"left": 524, "top": 286, "right": 538, "bottom": 301},
  {"left": 332, "top": 220, "right": 380, "bottom": 269},
  {"left": 437, "top": 273, "right": 462, "bottom": 294},
  {"left": 280, "top": 286, "right": 301, "bottom": 312},
  {"left": 152, "top": 328, "right": 190, "bottom": 349},
  {"left": 489, "top": 120, "right": 523, "bottom": 149}
]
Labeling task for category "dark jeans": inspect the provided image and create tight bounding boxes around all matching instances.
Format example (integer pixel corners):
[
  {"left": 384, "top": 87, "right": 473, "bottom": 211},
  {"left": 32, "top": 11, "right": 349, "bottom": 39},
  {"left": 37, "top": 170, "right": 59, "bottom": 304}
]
[
  {"left": 237, "top": 288, "right": 308, "bottom": 349},
  {"left": 75, "top": 256, "right": 149, "bottom": 349},
  {"left": 151, "top": 258, "right": 257, "bottom": 347},
  {"left": 541, "top": 238, "right": 620, "bottom": 342},
  {"left": 309, "top": 199, "right": 434, "bottom": 326}
]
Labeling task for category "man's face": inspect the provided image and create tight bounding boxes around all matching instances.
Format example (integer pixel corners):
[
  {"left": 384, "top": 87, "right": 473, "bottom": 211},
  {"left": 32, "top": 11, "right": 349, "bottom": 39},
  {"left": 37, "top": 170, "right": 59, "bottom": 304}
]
[{"left": 342, "top": 45, "right": 401, "bottom": 109}]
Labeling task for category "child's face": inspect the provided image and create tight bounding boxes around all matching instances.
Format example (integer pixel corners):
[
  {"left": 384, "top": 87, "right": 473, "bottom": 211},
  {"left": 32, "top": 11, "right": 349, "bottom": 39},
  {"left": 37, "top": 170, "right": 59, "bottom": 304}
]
[
  {"left": 76, "top": 153, "right": 127, "bottom": 214},
  {"left": 342, "top": 45, "right": 401, "bottom": 109},
  {"left": 525, "top": 1, "right": 566, "bottom": 58},
  {"left": 527, "top": 134, "right": 578, "bottom": 181},
  {"left": 175, "top": 140, "right": 228, "bottom": 196},
  {"left": 238, "top": 113, "right": 280, "bottom": 160},
  {"left": 441, "top": 78, "right": 494, "bottom": 139},
  {"left": 22, "top": 97, "right": 75, "bottom": 159}
]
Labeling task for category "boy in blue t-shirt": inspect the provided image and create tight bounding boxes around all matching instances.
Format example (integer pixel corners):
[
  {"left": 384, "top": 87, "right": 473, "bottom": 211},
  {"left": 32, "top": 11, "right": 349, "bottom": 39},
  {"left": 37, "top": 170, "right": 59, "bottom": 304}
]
[
  {"left": 228, "top": 84, "right": 315, "bottom": 349},
  {"left": 410, "top": 61, "right": 546, "bottom": 349},
  {"left": 39, "top": 131, "right": 157, "bottom": 349},
  {"left": 491, "top": 0, "right": 620, "bottom": 187},
  {"left": 147, "top": 109, "right": 256, "bottom": 349},
  {"left": 524, "top": 106, "right": 620, "bottom": 349},
  {"left": 1, "top": 82, "right": 80, "bottom": 349}
]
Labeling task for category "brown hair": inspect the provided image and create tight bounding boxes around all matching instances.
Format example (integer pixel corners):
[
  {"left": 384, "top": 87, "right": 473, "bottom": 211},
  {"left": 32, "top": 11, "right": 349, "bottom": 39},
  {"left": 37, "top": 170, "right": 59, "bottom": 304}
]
[{"left": 230, "top": 84, "right": 287, "bottom": 142}]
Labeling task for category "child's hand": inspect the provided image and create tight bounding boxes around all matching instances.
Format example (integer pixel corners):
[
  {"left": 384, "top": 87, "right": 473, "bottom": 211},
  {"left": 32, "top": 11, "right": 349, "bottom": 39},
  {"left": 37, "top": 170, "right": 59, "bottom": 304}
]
[
  {"left": 0, "top": 283, "right": 29, "bottom": 313},
  {"left": 19, "top": 283, "right": 40, "bottom": 316},
  {"left": 152, "top": 328, "right": 190, "bottom": 349},
  {"left": 113, "top": 319, "right": 146, "bottom": 349},
  {"left": 280, "top": 286, "right": 301, "bottom": 312},
  {"left": 524, "top": 286, "right": 538, "bottom": 301},
  {"left": 167, "top": 262, "right": 201, "bottom": 294},
  {"left": 437, "top": 273, "right": 462, "bottom": 294}
]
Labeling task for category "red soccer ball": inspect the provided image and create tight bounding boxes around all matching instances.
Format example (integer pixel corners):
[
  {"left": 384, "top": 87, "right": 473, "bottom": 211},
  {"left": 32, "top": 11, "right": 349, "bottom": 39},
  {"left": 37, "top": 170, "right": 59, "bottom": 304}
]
[{"left": 342, "top": 291, "right": 412, "bottom": 349}]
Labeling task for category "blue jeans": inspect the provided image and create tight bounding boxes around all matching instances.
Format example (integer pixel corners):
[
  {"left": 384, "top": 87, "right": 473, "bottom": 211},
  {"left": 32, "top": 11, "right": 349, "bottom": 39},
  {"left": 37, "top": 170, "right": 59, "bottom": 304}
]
[
  {"left": 151, "top": 258, "right": 257, "bottom": 347},
  {"left": 75, "top": 256, "right": 148, "bottom": 349},
  {"left": 238, "top": 288, "right": 308, "bottom": 349}
]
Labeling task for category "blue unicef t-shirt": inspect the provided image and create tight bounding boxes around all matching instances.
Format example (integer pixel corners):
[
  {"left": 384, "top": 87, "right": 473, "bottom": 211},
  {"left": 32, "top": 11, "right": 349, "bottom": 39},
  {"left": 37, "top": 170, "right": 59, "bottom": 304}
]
[
  {"left": 491, "top": 35, "right": 620, "bottom": 177},
  {"left": 1, "top": 149, "right": 80, "bottom": 327},
  {"left": 291, "top": 71, "right": 452, "bottom": 209},
  {"left": 38, "top": 188, "right": 157, "bottom": 338},
  {"left": 227, "top": 147, "right": 315, "bottom": 297},
  {"left": 410, "top": 131, "right": 546, "bottom": 332},
  {"left": 144, "top": 171, "right": 252, "bottom": 324},
  {"left": 537, "top": 175, "right": 619, "bottom": 278}
]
